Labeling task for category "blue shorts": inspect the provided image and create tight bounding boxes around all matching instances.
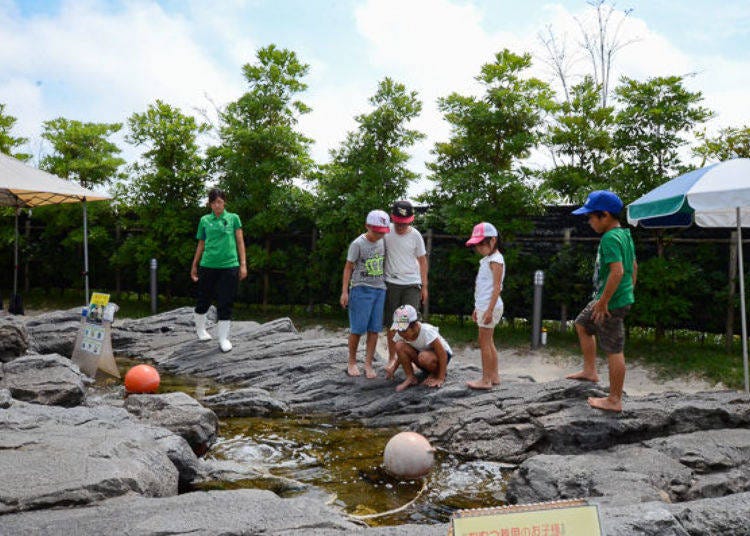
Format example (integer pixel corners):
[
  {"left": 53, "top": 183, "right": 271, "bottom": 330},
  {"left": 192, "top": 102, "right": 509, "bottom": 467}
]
[{"left": 348, "top": 285, "right": 386, "bottom": 335}]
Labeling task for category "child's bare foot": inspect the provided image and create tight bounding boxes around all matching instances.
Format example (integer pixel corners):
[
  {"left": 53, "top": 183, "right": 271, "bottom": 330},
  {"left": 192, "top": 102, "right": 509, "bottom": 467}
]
[
  {"left": 566, "top": 371, "right": 600, "bottom": 382},
  {"left": 365, "top": 366, "right": 377, "bottom": 379},
  {"left": 396, "top": 376, "right": 418, "bottom": 392},
  {"left": 588, "top": 396, "right": 622, "bottom": 412},
  {"left": 347, "top": 363, "right": 361, "bottom": 377},
  {"left": 384, "top": 359, "right": 398, "bottom": 380},
  {"left": 467, "top": 379, "right": 494, "bottom": 390},
  {"left": 490, "top": 375, "right": 501, "bottom": 385}
]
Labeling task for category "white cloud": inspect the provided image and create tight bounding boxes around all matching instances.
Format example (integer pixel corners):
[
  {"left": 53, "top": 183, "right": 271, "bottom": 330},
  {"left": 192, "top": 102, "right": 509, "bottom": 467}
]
[
  {"left": 1, "top": 0, "right": 748, "bottom": 194},
  {"left": 0, "top": 0, "right": 244, "bottom": 157}
]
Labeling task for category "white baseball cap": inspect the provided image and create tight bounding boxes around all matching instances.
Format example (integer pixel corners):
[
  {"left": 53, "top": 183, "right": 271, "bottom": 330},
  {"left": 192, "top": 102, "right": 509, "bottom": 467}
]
[
  {"left": 391, "top": 304, "right": 419, "bottom": 331},
  {"left": 366, "top": 210, "right": 391, "bottom": 233}
]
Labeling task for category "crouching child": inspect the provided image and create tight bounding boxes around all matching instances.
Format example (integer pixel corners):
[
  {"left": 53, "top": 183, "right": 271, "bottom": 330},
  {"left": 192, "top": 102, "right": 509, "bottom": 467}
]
[{"left": 391, "top": 304, "right": 452, "bottom": 392}]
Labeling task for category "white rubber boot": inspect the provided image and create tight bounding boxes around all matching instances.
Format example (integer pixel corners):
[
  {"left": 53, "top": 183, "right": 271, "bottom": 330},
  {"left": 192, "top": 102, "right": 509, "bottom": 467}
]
[
  {"left": 217, "top": 320, "right": 232, "bottom": 352},
  {"left": 194, "top": 313, "right": 212, "bottom": 341}
]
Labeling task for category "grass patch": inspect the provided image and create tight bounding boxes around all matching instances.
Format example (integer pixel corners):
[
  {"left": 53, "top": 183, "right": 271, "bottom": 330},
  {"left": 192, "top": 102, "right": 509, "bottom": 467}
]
[{"left": 14, "top": 289, "right": 747, "bottom": 389}]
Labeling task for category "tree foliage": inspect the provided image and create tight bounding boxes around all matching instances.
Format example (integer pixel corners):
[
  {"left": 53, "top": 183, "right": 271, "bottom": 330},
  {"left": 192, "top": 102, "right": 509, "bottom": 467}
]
[
  {"left": 694, "top": 125, "right": 750, "bottom": 165},
  {"left": 114, "top": 101, "right": 210, "bottom": 294},
  {"left": 422, "top": 49, "right": 555, "bottom": 236},
  {"left": 543, "top": 76, "right": 615, "bottom": 202},
  {"left": 40, "top": 118, "right": 124, "bottom": 188},
  {"left": 313, "top": 77, "right": 423, "bottom": 301},
  {"left": 0, "top": 103, "right": 30, "bottom": 161},
  {"left": 611, "top": 75, "right": 712, "bottom": 202},
  {"left": 210, "top": 44, "right": 313, "bottom": 234}
]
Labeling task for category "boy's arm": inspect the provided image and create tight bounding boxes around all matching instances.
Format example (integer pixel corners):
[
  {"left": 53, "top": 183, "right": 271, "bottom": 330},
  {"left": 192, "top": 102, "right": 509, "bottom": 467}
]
[
  {"left": 593, "top": 261, "right": 624, "bottom": 322},
  {"left": 418, "top": 254, "right": 429, "bottom": 303},
  {"left": 340, "top": 261, "right": 354, "bottom": 308},
  {"left": 632, "top": 258, "right": 638, "bottom": 288}
]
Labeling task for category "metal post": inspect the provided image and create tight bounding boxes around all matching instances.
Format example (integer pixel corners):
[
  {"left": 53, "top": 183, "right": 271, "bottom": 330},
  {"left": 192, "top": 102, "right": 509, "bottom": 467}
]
[
  {"left": 150, "top": 258, "right": 158, "bottom": 314},
  {"left": 531, "top": 270, "right": 544, "bottom": 349},
  {"left": 736, "top": 208, "right": 749, "bottom": 394},
  {"left": 82, "top": 199, "right": 90, "bottom": 305},
  {"left": 13, "top": 207, "right": 19, "bottom": 298}
]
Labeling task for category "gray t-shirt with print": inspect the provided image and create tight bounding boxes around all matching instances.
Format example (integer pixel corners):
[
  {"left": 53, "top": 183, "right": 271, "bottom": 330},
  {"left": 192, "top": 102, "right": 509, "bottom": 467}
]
[{"left": 347, "top": 234, "right": 386, "bottom": 289}]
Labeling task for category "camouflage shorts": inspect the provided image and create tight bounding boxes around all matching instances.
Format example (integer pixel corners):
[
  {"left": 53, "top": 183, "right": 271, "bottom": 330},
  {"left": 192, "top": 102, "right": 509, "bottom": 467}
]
[{"left": 575, "top": 300, "right": 631, "bottom": 354}]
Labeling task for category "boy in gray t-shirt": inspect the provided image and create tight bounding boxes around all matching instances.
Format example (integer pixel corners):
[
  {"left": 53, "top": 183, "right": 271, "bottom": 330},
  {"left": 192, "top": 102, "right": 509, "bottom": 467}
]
[{"left": 340, "top": 210, "right": 390, "bottom": 378}]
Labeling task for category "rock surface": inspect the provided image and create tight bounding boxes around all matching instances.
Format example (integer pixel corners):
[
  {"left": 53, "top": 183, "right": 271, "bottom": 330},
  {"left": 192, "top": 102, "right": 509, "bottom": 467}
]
[
  {"left": 0, "top": 353, "right": 86, "bottom": 406},
  {"left": 0, "top": 316, "right": 28, "bottom": 360},
  {"left": 6, "top": 308, "right": 750, "bottom": 536},
  {"left": 124, "top": 391, "right": 219, "bottom": 455},
  {"left": 0, "top": 400, "right": 180, "bottom": 514}
]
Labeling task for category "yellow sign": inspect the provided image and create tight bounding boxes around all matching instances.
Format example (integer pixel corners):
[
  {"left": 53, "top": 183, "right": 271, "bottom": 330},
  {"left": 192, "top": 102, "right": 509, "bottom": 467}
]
[
  {"left": 451, "top": 501, "right": 602, "bottom": 536},
  {"left": 89, "top": 292, "right": 110, "bottom": 306}
]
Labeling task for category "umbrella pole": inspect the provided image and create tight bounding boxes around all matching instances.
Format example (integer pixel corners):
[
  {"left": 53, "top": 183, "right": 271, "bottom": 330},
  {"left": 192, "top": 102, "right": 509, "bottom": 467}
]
[
  {"left": 13, "top": 207, "right": 19, "bottom": 298},
  {"left": 737, "top": 207, "right": 749, "bottom": 394},
  {"left": 83, "top": 198, "right": 89, "bottom": 305}
]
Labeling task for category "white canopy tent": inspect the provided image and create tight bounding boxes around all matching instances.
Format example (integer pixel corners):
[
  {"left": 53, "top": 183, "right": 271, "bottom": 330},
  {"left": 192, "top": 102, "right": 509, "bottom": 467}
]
[{"left": 0, "top": 152, "right": 111, "bottom": 310}]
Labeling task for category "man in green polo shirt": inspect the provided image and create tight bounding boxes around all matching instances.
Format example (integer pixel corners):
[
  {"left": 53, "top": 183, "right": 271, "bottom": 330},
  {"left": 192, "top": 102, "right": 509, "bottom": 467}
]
[
  {"left": 567, "top": 190, "right": 637, "bottom": 413},
  {"left": 190, "top": 189, "right": 247, "bottom": 352}
]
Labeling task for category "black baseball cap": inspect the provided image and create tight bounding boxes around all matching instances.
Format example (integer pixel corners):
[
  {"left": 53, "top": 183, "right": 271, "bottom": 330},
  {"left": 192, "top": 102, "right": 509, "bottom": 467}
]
[{"left": 391, "top": 200, "right": 414, "bottom": 224}]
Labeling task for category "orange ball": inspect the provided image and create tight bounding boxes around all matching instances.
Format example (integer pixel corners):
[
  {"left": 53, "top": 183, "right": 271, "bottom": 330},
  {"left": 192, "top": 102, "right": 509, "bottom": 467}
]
[{"left": 124, "top": 364, "right": 161, "bottom": 394}]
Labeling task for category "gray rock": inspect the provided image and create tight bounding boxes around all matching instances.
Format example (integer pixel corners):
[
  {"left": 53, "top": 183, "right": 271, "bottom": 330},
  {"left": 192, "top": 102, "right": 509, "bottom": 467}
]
[
  {"left": 507, "top": 445, "right": 692, "bottom": 506},
  {"left": 201, "top": 386, "right": 289, "bottom": 417},
  {"left": 124, "top": 391, "right": 219, "bottom": 455},
  {"left": 668, "top": 491, "right": 750, "bottom": 535},
  {"left": 645, "top": 428, "right": 750, "bottom": 500},
  {"left": 0, "top": 401, "right": 179, "bottom": 514},
  {"left": 0, "top": 316, "right": 28, "bottom": 360},
  {"left": 600, "top": 493, "right": 750, "bottom": 535},
  {"left": 104, "top": 311, "right": 750, "bottom": 465},
  {"left": 24, "top": 308, "right": 81, "bottom": 355},
  {"left": 198, "top": 458, "right": 309, "bottom": 494},
  {"left": 0, "top": 387, "right": 12, "bottom": 408},
  {"left": 0, "top": 353, "right": 85, "bottom": 406},
  {"left": 508, "top": 428, "right": 750, "bottom": 507},
  {"left": 0, "top": 489, "right": 362, "bottom": 535}
]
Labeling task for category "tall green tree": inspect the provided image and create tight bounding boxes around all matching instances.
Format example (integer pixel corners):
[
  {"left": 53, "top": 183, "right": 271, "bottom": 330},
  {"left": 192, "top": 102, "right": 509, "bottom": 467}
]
[
  {"left": 41, "top": 118, "right": 124, "bottom": 188},
  {"left": 32, "top": 118, "right": 123, "bottom": 294},
  {"left": 313, "top": 77, "right": 423, "bottom": 302},
  {"left": 611, "top": 75, "right": 712, "bottom": 202},
  {"left": 115, "top": 101, "right": 210, "bottom": 295},
  {"left": 542, "top": 76, "right": 616, "bottom": 202},
  {"left": 0, "top": 103, "right": 30, "bottom": 161},
  {"left": 421, "top": 49, "right": 555, "bottom": 236},
  {"left": 694, "top": 125, "right": 750, "bottom": 165},
  {"left": 209, "top": 45, "right": 315, "bottom": 305},
  {"left": 210, "top": 44, "right": 313, "bottom": 230}
]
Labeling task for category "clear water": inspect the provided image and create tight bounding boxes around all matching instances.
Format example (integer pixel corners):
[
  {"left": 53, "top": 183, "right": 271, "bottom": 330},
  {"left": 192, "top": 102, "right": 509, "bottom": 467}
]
[{"left": 114, "top": 358, "right": 511, "bottom": 526}]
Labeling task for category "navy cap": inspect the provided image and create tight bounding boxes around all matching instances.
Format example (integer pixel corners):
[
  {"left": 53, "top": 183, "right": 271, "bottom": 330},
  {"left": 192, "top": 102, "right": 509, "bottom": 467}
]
[{"left": 572, "top": 190, "right": 623, "bottom": 215}]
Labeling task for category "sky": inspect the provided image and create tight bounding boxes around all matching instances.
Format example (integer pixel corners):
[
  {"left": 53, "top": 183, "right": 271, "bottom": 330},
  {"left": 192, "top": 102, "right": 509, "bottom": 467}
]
[{"left": 1, "top": 0, "right": 749, "bottom": 196}]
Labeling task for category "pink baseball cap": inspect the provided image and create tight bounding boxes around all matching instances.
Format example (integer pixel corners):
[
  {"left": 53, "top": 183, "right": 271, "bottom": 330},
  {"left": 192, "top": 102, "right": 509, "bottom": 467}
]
[
  {"left": 465, "top": 222, "right": 498, "bottom": 246},
  {"left": 366, "top": 210, "right": 391, "bottom": 233}
]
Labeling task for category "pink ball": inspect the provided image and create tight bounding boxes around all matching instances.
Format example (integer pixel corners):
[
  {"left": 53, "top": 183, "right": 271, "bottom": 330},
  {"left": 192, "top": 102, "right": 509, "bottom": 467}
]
[{"left": 383, "top": 431, "right": 435, "bottom": 479}]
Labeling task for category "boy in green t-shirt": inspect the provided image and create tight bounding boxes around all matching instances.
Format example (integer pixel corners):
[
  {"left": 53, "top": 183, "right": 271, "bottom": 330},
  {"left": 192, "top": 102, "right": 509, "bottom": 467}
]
[{"left": 567, "top": 190, "right": 637, "bottom": 413}]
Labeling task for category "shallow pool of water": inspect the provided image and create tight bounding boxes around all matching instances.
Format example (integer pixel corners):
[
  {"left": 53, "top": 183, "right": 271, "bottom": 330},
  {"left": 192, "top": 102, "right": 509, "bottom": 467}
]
[
  {"left": 113, "top": 358, "right": 511, "bottom": 526},
  {"left": 202, "top": 415, "right": 511, "bottom": 526}
]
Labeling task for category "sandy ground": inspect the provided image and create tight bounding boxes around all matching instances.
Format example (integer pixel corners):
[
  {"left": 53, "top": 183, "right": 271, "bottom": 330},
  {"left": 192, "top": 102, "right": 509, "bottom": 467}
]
[{"left": 300, "top": 326, "right": 725, "bottom": 396}]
